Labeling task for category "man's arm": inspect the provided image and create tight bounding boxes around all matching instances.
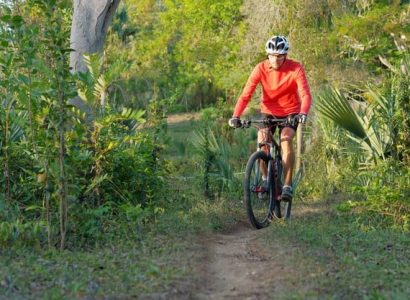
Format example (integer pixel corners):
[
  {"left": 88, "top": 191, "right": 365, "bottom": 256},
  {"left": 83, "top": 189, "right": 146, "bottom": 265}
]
[
  {"left": 295, "top": 66, "right": 312, "bottom": 115},
  {"left": 232, "top": 64, "right": 261, "bottom": 117}
]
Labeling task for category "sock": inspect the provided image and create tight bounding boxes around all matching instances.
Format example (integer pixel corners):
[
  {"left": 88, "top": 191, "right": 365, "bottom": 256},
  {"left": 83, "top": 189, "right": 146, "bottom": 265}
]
[
  {"left": 283, "top": 185, "right": 292, "bottom": 191},
  {"left": 262, "top": 176, "right": 267, "bottom": 181}
]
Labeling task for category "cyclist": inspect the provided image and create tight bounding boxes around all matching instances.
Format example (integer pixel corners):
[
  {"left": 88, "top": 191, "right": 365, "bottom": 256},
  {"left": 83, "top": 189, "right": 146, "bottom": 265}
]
[{"left": 228, "top": 35, "right": 312, "bottom": 202}]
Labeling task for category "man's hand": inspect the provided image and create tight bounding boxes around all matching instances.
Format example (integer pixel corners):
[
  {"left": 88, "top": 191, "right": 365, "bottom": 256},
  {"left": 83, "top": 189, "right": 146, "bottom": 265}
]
[
  {"left": 228, "top": 117, "right": 241, "bottom": 128},
  {"left": 297, "top": 113, "right": 307, "bottom": 124}
]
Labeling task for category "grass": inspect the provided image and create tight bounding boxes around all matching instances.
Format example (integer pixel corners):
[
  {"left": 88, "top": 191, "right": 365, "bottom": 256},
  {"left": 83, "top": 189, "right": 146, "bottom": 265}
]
[
  {"left": 0, "top": 233, "right": 193, "bottom": 298},
  {"left": 264, "top": 198, "right": 410, "bottom": 299},
  {"left": 0, "top": 192, "right": 240, "bottom": 299}
]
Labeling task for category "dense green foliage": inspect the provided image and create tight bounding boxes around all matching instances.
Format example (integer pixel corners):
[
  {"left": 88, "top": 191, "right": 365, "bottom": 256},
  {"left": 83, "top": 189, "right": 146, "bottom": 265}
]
[
  {"left": 0, "top": 1, "right": 166, "bottom": 249},
  {"left": 0, "top": 0, "right": 408, "bottom": 247},
  {"left": 107, "top": 0, "right": 245, "bottom": 111}
]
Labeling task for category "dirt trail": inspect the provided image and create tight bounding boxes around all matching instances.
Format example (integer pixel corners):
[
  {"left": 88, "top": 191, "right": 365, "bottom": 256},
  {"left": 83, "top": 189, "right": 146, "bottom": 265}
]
[
  {"left": 167, "top": 112, "right": 201, "bottom": 125},
  {"left": 190, "top": 202, "right": 326, "bottom": 300},
  {"left": 193, "top": 220, "right": 301, "bottom": 300}
]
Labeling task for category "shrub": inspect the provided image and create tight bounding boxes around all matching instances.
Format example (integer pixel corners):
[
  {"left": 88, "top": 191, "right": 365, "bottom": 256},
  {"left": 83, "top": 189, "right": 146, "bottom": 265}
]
[{"left": 347, "top": 159, "right": 410, "bottom": 230}]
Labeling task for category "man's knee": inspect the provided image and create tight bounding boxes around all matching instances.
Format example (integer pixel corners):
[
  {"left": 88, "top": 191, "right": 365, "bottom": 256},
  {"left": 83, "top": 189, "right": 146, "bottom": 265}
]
[
  {"left": 280, "top": 127, "right": 295, "bottom": 154},
  {"left": 282, "top": 145, "right": 294, "bottom": 157},
  {"left": 280, "top": 127, "right": 295, "bottom": 141}
]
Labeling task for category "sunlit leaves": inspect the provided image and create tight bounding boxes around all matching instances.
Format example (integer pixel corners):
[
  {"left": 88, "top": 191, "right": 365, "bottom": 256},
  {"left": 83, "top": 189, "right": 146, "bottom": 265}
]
[
  {"left": 79, "top": 53, "right": 128, "bottom": 109},
  {"left": 107, "top": 0, "right": 243, "bottom": 109}
]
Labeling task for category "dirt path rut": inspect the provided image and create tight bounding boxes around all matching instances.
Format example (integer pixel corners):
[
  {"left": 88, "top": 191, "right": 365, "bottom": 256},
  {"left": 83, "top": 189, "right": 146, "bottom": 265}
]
[{"left": 194, "top": 221, "right": 299, "bottom": 300}]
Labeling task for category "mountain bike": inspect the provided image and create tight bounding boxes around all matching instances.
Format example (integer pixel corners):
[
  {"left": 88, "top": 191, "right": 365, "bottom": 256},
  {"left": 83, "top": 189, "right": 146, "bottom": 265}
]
[{"left": 240, "top": 117, "right": 299, "bottom": 229}]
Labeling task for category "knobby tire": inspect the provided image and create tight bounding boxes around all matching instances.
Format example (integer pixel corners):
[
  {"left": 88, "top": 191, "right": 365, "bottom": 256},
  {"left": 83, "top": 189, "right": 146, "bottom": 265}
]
[
  {"left": 244, "top": 151, "right": 274, "bottom": 229},
  {"left": 273, "top": 157, "right": 292, "bottom": 220}
]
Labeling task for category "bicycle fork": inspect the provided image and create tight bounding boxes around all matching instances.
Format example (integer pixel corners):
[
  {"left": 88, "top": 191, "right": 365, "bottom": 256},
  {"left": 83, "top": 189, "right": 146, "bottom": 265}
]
[{"left": 268, "top": 146, "right": 283, "bottom": 198}]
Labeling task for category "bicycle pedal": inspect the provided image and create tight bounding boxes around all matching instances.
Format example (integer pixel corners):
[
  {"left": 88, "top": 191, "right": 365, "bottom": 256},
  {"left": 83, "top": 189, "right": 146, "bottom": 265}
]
[{"left": 281, "top": 195, "right": 291, "bottom": 202}]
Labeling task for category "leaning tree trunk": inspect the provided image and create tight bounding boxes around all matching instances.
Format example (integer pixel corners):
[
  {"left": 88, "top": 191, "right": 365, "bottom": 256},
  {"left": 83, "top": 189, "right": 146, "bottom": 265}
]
[
  {"left": 70, "top": 0, "right": 121, "bottom": 72},
  {"left": 69, "top": 0, "right": 121, "bottom": 120}
]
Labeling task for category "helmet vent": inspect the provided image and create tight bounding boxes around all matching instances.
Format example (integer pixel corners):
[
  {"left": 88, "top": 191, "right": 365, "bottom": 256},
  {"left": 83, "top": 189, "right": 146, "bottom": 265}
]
[{"left": 265, "top": 35, "right": 289, "bottom": 55}]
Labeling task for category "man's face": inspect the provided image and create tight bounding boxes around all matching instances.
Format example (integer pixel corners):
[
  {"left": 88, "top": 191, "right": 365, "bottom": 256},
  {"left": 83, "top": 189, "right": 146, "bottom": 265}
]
[{"left": 268, "top": 54, "right": 286, "bottom": 70}]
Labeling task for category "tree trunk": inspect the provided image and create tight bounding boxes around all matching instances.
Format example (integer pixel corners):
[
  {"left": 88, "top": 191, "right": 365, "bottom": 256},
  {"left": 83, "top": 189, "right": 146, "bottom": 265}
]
[
  {"left": 70, "top": 0, "right": 121, "bottom": 72},
  {"left": 69, "top": 0, "right": 121, "bottom": 121}
]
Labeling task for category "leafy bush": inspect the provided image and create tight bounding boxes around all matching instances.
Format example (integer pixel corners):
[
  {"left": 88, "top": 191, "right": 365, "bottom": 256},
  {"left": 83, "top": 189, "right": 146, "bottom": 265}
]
[
  {"left": 348, "top": 159, "right": 410, "bottom": 230},
  {"left": 0, "top": 3, "right": 170, "bottom": 249}
]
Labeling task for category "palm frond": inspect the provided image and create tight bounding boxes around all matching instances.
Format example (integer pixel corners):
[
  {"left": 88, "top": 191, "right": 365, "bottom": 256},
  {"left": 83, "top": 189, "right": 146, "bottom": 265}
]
[
  {"left": 83, "top": 53, "right": 103, "bottom": 79},
  {"left": 9, "top": 110, "right": 28, "bottom": 142},
  {"left": 104, "top": 59, "right": 128, "bottom": 84},
  {"left": 81, "top": 53, "right": 127, "bottom": 109},
  {"left": 317, "top": 87, "right": 368, "bottom": 141},
  {"left": 190, "top": 127, "right": 235, "bottom": 191},
  {"left": 190, "top": 128, "right": 211, "bottom": 157},
  {"left": 94, "top": 76, "right": 107, "bottom": 99},
  {"left": 317, "top": 86, "right": 394, "bottom": 163}
]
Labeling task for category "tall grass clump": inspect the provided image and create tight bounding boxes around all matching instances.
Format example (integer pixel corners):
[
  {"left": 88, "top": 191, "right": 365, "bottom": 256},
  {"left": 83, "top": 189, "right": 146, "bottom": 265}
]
[{"left": 349, "top": 159, "right": 410, "bottom": 230}]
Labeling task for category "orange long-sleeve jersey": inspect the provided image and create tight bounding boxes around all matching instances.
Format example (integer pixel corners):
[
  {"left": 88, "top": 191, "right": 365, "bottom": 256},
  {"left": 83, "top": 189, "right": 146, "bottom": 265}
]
[{"left": 233, "top": 59, "right": 312, "bottom": 117}]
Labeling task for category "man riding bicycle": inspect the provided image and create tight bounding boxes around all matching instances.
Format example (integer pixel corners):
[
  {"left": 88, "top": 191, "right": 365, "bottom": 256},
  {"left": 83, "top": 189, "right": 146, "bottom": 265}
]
[{"left": 228, "top": 35, "right": 312, "bottom": 202}]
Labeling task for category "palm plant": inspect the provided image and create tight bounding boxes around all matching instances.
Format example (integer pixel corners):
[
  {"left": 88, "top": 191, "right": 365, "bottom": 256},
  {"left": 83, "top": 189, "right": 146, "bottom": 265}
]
[
  {"left": 76, "top": 53, "right": 145, "bottom": 205},
  {"left": 190, "top": 126, "right": 235, "bottom": 197},
  {"left": 316, "top": 86, "right": 393, "bottom": 164},
  {"left": 77, "top": 53, "right": 128, "bottom": 115}
]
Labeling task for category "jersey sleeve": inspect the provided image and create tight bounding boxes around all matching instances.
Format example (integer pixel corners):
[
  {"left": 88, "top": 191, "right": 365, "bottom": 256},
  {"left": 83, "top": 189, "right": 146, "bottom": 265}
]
[
  {"left": 233, "top": 64, "right": 261, "bottom": 117},
  {"left": 295, "top": 66, "right": 312, "bottom": 115}
]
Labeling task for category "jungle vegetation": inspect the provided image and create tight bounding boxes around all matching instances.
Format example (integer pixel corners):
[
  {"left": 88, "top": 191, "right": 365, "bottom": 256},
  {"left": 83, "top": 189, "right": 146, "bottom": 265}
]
[{"left": 0, "top": 1, "right": 409, "bottom": 297}]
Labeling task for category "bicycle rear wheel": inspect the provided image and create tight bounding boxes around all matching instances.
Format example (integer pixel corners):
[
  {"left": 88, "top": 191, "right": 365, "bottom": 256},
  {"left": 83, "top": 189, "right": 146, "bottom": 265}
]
[{"left": 244, "top": 151, "right": 274, "bottom": 229}]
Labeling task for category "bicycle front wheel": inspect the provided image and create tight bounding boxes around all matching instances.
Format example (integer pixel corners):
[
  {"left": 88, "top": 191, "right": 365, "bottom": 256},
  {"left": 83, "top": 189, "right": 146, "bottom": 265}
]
[
  {"left": 244, "top": 151, "right": 273, "bottom": 229},
  {"left": 273, "top": 157, "right": 292, "bottom": 220},
  {"left": 275, "top": 197, "right": 292, "bottom": 220}
]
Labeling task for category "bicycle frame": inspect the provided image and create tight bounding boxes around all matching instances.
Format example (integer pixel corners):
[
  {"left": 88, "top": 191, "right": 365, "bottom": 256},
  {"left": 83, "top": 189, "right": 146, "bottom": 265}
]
[
  {"left": 241, "top": 116, "right": 300, "bottom": 226},
  {"left": 257, "top": 128, "right": 282, "bottom": 201},
  {"left": 245, "top": 119, "right": 288, "bottom": 193}
]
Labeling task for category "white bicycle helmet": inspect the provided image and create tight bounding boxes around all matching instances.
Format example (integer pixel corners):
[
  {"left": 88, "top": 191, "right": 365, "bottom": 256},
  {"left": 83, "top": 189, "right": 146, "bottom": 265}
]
[{"left": 265, "top": 36, "right": 289, "bottom": 55}]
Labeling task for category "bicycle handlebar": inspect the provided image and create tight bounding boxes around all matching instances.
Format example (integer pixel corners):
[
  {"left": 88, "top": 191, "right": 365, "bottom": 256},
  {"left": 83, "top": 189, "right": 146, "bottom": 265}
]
[{"left": 240, "top": 116, "right": 299, "bottom": 128}]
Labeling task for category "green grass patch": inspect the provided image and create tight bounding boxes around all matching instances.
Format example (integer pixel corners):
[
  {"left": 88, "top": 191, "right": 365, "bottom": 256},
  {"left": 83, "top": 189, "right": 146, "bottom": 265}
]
[
  {"left": 0, "top": 233, "right": 192, "bottom": 299},
  {"left": 165, "top": 119, "right": 200, "bottom": 158},
  {"left": 163, "top": 155, "right": 244, "bottom": 233},
  {"left": 265, "top": 199, "right": 410, "bottom": 299}
]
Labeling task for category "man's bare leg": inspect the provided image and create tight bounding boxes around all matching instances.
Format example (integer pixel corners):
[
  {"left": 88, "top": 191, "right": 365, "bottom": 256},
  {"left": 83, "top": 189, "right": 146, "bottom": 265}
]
[{"left": 280, "top": 127, "right": 296, "bottom": 188}]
